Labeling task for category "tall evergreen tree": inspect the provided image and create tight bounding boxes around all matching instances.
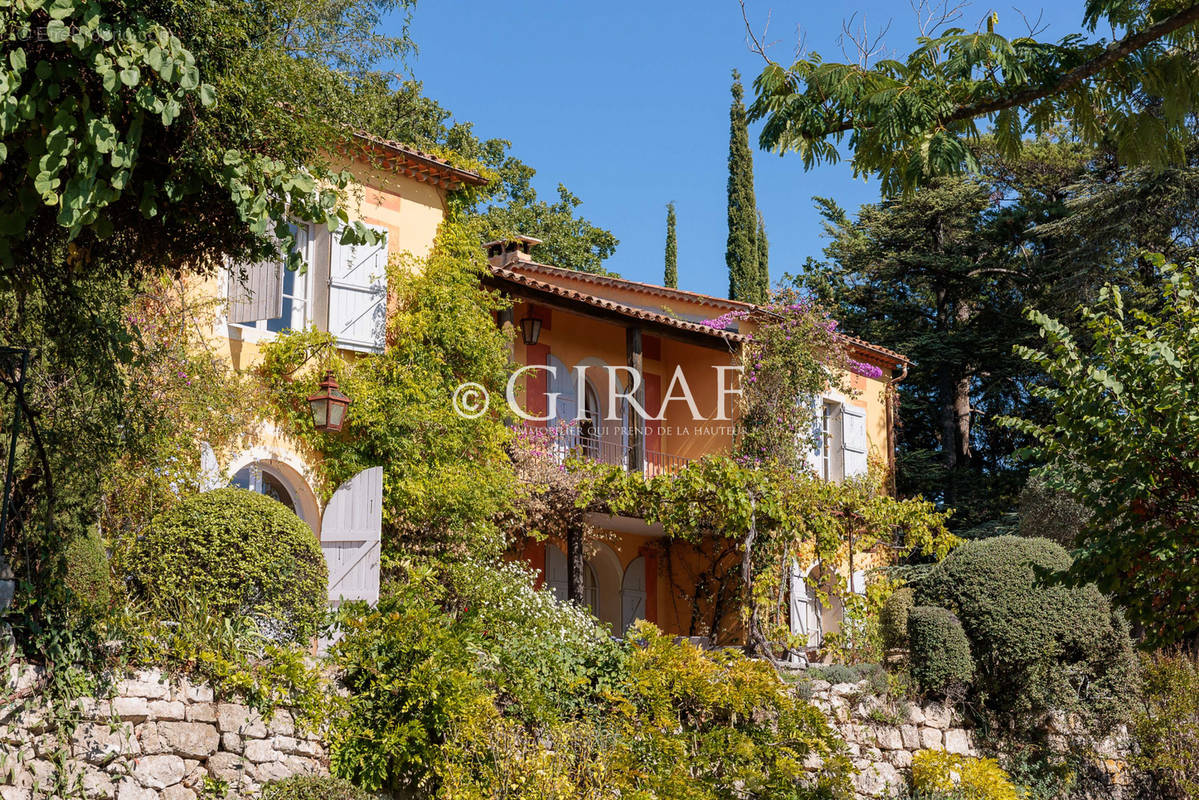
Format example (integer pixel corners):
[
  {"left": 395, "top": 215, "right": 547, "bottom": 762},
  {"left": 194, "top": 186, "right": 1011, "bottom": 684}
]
[
  {"left": 664, "top": 202, "right": 678, "bottom": 288},
  {"left": 756, "top": 212, "right": 770, "bottom": 297},
  {"left": 727, "top": 70, "right": 761, "bottom": 303}
]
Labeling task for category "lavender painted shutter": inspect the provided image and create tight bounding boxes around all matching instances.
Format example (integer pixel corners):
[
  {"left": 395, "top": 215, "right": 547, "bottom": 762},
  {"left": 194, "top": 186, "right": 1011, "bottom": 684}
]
[{"left": 321, "top": 466, "right": 382, "bottom": 606}]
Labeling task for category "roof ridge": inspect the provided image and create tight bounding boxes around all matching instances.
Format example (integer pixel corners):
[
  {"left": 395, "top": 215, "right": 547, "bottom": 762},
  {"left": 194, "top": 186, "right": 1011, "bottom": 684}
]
[{"left": 506, "top": 260, "right": 757, "bottom": 311}]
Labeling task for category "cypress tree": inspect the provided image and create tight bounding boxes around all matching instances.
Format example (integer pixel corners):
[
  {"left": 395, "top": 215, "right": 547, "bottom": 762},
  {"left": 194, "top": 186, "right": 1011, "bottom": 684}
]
[
  {"left": 664, "top": 202, "right": 678, "bottom": 288},
  {"left": 756, "top": 212, "right": 769, "bottom": 299},
  {"left": 726, "top": 70, "right": 761, "bottom": 303}
]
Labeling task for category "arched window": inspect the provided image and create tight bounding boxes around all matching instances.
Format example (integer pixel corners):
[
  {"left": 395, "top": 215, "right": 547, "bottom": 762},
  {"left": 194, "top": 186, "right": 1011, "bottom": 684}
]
[
  {"left": 621, "top": 556, "right": 647, "bottom": 635},
  {"left": 232, "top": 462, "right": 298, "bottom": 515}
]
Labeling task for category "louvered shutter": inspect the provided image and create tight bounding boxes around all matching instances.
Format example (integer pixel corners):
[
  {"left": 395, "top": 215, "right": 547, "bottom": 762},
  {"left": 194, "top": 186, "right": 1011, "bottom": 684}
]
[
  {"left": 321, "top": 467, "right": 382, "bottom": 607},
  {"left": 842, "top": 404, "right": 869, "bottom": 478},
  {"left": 227, "top": 259, "right": 284, "bottom": 324},
  {"left": 789, "top": 561, "right": 822, "bottom": 651},
  {"left": 328, "top": 226, "right": 389, "bottom": 352},
  {"left": 546, "top": 545, "right": 568, "bottom": 602},
  {"left": 620, "top": 556, "right": 646, "bottom": 635},
  {"left": 804, "top": 395, "right": 823, "bottom": 476}
]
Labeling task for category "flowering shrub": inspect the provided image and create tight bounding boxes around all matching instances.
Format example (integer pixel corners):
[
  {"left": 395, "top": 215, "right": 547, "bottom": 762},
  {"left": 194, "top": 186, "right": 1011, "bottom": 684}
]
[{"left": 911, "top": 751, "right": 1024, "bottom": 800}]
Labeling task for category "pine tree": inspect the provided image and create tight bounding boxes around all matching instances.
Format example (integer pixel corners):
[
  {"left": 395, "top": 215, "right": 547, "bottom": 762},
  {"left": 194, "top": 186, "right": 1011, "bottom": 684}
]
[
  {"left": 726, "top": 70, "right": 761, "bottom": 303},
  {"left": 756, "top": 212, "right": 769, "bottom": 299},
  {"left": 664, "top": 202, "right": 678, "bottom": 288}
]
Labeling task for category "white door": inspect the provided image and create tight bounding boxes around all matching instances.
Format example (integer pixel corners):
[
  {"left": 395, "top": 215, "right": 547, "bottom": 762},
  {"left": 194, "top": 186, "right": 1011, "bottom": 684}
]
[
  {"left": 328, "top": 226, "right": 389, "bottom": 352},
  {"left": 321, "top": 466, "right": 383, "bottom": 607},
  {"left": 620, "top": 556, "right": 646, "bottom": 635},
  {"left": 790, "top": 561, "right": 822, "bottom": 654}
]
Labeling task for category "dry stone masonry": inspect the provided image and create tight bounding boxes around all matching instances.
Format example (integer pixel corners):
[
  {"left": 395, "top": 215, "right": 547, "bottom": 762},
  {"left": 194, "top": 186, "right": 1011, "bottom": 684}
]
[
  {"left": 805, "top": 678, "right": 979, "bottom": 799},
  {"left": 1, "top": 665, "right": 326, "bottom": 800}
]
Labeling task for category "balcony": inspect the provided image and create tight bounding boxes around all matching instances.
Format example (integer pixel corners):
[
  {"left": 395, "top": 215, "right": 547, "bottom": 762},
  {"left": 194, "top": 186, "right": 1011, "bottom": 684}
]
[{"left": 516, "top": 423, "right": 691, "bottom": 476}]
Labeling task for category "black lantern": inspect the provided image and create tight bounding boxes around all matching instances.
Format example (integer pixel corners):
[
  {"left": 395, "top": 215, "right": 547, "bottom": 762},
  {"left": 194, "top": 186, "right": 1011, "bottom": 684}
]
[
  {"left": 519, "top": 316, "right": 542, "bottom": 346},
  {"left": 307, "top": 371, "right": 350, "bottom": 432}
]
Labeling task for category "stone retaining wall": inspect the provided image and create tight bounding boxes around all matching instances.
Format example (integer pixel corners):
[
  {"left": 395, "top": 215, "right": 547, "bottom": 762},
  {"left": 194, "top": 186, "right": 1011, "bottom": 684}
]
[
  {"left": 1, "top": 666, "right": 326, "bottom": 800},
  {"left": 806, "top": 678, "right": 978, "bottom": 799}
]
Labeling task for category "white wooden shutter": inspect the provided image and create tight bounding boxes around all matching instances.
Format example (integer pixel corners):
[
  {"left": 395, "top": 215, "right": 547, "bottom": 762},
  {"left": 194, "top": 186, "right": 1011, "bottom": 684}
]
[
  {"left": 789, "top": 561, "right": 822, "bottom": 651},
  {"left": 620, "top": 556, "right": 646, "bottom": 635},
  {"left": 328, "top": 226, "right": 388, "bottom": 352},
  {"left": 842, "top": 404, "right": 869, "bottom": 478},
  {"left": 546, "top": 545, "right": 568, "bottom": 602},
  {"left": 227, "top": 259, "right": 284, "bottom": 324},
  {"left": 321, "top": 466, "right": 382, "bottom": 607}
]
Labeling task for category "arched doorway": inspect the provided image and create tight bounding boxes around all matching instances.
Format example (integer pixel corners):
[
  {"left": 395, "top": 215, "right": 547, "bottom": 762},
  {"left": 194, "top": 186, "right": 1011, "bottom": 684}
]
[
  {"left": 226, "top": 457, "right": 320, "bottom": 536},
  {"left": 545, "top": 541, "right": 623, "bottom": 631}
]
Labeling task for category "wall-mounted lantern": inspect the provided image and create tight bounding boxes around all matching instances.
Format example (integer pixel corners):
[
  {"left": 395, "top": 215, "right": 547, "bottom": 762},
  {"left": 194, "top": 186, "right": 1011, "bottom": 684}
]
[
  {"left": 520, "top": 316, "right": 542, "bottom": 346},
  {"left": 307, "top": 371, "right": 351, "bottom": 432}
]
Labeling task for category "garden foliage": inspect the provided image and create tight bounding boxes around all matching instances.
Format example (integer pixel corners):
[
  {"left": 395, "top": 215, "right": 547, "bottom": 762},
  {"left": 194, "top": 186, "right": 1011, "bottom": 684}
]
[
  {"left": 915, "top": 536, "right": 1137, "bottom": 729},
  {"left": 1130, "top": 650, "right": 1199, "bottom": 800},
  {"left": 880, "top": 586, "right": 914, "bottom": 652},
  {"left": 328, "top": 561, "right": 852, "bottom": 799},
  {"left": 910, "top": 751, "right": 1024, "bottom": 800},
  {"left": 262, "top": 777, "right": 377, "bottom": 800},
  {"left": 128, "top": 489, "right": 327, "bottom": 642},
  {"left": 1002, "top": 256, "right": 1199, "bottom": 647},
  {"left": 906, "top": 606, "right": 974, "bottom": 697}
]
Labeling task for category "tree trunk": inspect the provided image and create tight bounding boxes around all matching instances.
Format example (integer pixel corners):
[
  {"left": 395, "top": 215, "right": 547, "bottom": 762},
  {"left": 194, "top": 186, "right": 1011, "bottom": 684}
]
[{"left": 566, "top": 525, "right": 585, "bottom": 605}]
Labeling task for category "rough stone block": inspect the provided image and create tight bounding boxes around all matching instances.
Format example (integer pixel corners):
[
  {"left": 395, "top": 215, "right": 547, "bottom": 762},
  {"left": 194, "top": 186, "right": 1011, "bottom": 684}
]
[
  {"left": 889, "top": 749, "right": 913, "bottom": 769},
  {"left": 111, "top": 698, "right": 149, "bottom": 723},
  {"left": 220, "top": 732, "right": 242, "bottom": 754},
  {"left": 179, "top": 682, "right": 213, "bottom": 704},
  {"left": 944, "top": 728, "right": 972, "bottom": 755},
  {"left": 267, "top": 709, "right": 295, "bottom": 737},
  {"left": 137, "top": 722, "right": 165, "bottom": 755},
  {"left": 872, "top": 726, "right": 904, "bottom": 750},
  {"left": 251, "top": 760, "right": 293, "bottom": 783},
  {"left": 0, "top": 787, "right": 32, "bottom": 800},
  {"left": 162, "top": 786, "right": 197, "bottom": 800},
  {"left": 117, "top": 672, "right": 169, "bottom": 701},
  {"left": 75, "top": 698, "right": 112, "bottom": 721},
  {"left": 132, "top": 754, "right": 185, "bottom": 789},
  {"left": 81, "top": 765, "right": 116, "bottom": 799},
  {"left": 853, "top": 761, "right": 901, "bottom": 796},
  {"left": 148, "top": 701, "right": 186, "bottom": 722},
  {"left": 243, "top": 739, "right": 279, "bottom": 764},
  {"left": 902, "top": 701, "right": 925, "bottom": 725},
  {"left": 185, "top": 704, "right": 216, "bottom": 724},
  {"left": 281, "top": 755, "right": 320, "bottom": 776},
  {"left": 215, "top": 704, "right": 266, "bottom": 738},
  {"left": 900, "top": 724, "right": 920, "bottom": 750},
  {"left": 206, "top": 752, "right": 247, "bottom": 784},
  {"left": 923, "top": 702, "right": 951, "bottom": 729},
  {"left": 116, "top": 778, "right": 157, "bottom": 800},
  {"left": 919, "top": 726, "right": 943, "bottom": 750},
  {"left": 72, "top": 722, "right": 140, "bottom": 764},
  {"left": 157, "top": 722, "right": 219, "bottom": 759}
]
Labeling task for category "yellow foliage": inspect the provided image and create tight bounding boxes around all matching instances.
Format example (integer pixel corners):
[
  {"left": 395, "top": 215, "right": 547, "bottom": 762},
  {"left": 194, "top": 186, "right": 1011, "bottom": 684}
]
[{"left": 911, "top": 751, "right": 1024, "bottom": 800}]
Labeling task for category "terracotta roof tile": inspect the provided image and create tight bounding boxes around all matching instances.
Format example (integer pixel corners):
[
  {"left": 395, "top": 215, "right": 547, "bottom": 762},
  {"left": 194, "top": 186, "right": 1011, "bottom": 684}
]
[
  {"left": 349, "top": 132, "right": 488, "bottom": 188},
  {"left": 493, "top": 260, "right": 910, "bottom": 366}
]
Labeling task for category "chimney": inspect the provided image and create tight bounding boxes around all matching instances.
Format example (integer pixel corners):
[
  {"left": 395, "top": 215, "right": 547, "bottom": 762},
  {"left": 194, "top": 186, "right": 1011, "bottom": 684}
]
[{"left": 485, "top": 235, "right": 543, "bottom": 267}]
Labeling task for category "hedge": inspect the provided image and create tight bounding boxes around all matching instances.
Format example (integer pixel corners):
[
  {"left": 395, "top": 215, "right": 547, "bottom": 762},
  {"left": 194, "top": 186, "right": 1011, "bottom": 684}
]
[
  {"left": 128, "top": 488, "right": 327, "bottom": 641},
  {"left": 880, "top": 586, "right": 914, "bottom": 651},
  {"left": 907, "top": 606, "right": 973, "bottom": 696},
  {"left": 915, "top": 535, "right": 1137, "bottom": 727},
  {"left": 262, "top": 777, "right": 376, "bottom": 800}
]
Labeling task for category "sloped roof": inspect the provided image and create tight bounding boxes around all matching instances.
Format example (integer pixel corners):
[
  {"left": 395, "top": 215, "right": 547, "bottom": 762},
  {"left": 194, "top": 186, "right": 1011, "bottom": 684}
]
[
  {"left": 349, "top": 132, "right": 488, "bottom": 190},
  {"left": 489, "top": 259, "right": 910, "bottom": 367}
]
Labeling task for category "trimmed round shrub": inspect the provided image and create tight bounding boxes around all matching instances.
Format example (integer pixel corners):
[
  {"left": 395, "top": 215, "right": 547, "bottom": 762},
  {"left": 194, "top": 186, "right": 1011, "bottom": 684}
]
[
  {"left": 907, "top": 606, "right": 973, "bottom": 696},
  {"left": 879, "top": 586, "right": 914, "bottom": 651},
  {"left": 916, "top": 535, "right": 1137, "bottom": 727},
  {"left": 262, "top": 776, "right": 375, "bottom": 800},
  {"left": 129, "top": 489, "right": 326, "bottom": 641},
  {"left": 1017, "top": 468, "right": 1090, "bottom": 546},
  {"left": 64, "top": 528, "right": 112, "bottom": 612}
]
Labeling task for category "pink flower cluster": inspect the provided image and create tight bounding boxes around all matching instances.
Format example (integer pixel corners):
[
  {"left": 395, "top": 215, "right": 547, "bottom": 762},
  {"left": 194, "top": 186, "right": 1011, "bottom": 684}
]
[
  {"left": 699, "top": 309, "right": 750, "bottom": 330},
  {"left": 848, "top": 359, "right": 884, "bottom": 380}
]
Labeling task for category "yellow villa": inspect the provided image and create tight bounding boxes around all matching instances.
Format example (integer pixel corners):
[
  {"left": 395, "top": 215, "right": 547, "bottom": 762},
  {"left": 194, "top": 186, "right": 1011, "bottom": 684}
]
[{"left": 194, "top": 139, "right": 909, "bottom": 653}]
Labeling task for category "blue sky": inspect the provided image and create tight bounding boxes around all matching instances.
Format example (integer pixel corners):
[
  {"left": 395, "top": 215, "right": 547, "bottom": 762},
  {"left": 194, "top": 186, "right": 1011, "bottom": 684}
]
[{"left": 403, "top": 0, "right": 1084, "bottom": 298}]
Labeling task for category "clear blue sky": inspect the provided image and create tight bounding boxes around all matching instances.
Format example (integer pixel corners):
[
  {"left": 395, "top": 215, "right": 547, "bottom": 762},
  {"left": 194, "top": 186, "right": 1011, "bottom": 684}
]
[{"left": 403, "top": 0, "right": 1084, "bottom": 299}]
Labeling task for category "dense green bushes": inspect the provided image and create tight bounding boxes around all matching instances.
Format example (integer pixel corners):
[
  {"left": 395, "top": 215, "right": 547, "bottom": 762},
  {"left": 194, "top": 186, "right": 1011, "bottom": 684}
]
[
  {"left": 328, "top": 561, "right": 851, "bottom": 799},
  {"left": 1130, "top": 651, "right": 1199, "bottom": 799},
  {"left": 907, "top": 606, "right": 974, "bottom": 696},
  {"left": 128, "top": 489, "right": 327, "bottom": 642},
  {"left": 64, "top": 528, "right": 111, "bottom": 613},
  {"left": 913, "top": 536, "right": 1137, "bottom": 729},
  {"left": 880, "top": 586, "right": 914, "bottom": 651}
]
